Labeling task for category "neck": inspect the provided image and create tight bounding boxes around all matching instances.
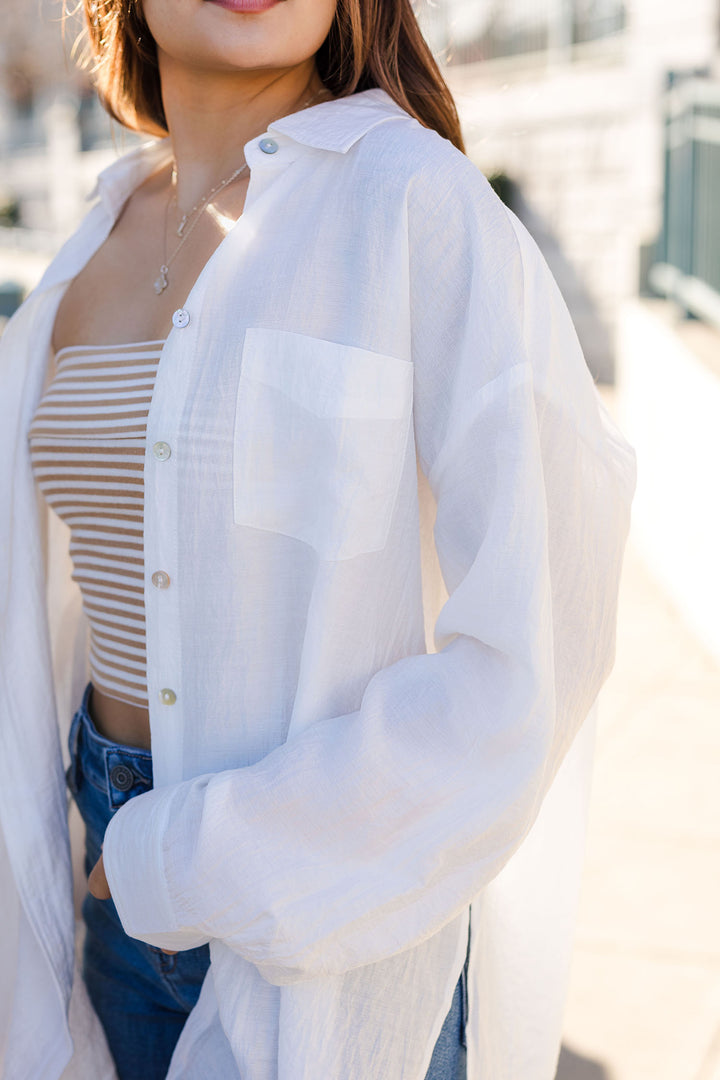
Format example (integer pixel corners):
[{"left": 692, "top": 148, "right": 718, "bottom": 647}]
[{"left": 158, "top": 53, "right": 330, "bottom": 211}]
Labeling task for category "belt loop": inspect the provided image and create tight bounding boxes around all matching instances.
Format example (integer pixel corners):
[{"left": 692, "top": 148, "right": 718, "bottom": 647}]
[
  {"left": 66, "top": 705, "right": 83, "bottom": 796},
  {"left": 66, "top": 680, "right": 94, "bottom": 796},
  {"left": 460, "top": 906, "right": 471, "bottom": 1049}
]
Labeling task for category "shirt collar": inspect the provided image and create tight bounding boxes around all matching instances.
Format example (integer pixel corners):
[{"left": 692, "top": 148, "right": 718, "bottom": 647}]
[
  {"left": 87, "top": 88, "right": 410, "bottom": 217},
  {"left": 267, "top": 86, "right": 409, "bottom": 152}
]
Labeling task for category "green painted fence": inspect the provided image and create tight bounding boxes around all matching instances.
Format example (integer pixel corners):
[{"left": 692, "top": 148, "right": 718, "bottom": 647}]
[{"left": 650, "top": 73, "right": 720, "bottom": 331}]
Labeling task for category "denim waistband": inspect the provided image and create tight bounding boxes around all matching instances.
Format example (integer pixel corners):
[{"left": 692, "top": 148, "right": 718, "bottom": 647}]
[{"left": 67, "top": 680, "right": 153, "bottom": 812}]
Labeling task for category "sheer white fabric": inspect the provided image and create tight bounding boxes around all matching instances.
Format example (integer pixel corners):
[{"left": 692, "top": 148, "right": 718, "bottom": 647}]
[{"left": 0, "top": 88, "right": 636, "bottom": 1079}]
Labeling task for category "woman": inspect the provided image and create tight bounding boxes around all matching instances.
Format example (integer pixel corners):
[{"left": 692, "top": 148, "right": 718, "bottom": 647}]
[{"left": 0, "top": 0, "right": 637, "bottom": 1077}]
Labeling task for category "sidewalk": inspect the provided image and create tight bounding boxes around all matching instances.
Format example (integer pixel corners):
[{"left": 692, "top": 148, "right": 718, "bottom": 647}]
[{"left": 556, "top": 386, "right": 720, "bottom": 1080}]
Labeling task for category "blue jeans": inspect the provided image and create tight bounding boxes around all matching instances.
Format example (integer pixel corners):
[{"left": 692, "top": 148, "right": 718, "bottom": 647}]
[{"left": 67, "top": 680, "right": 468, "bottom": 1079}]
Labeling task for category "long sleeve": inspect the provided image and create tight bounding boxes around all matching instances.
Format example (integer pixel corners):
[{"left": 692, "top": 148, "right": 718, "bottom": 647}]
[{"left": 102, "top": 155, "right": 637, "bottom": 984}]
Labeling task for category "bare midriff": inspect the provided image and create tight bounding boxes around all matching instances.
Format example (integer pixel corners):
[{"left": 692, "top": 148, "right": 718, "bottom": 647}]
[{"left": 90, "top": 684, "right": 153, "bottom": 751}]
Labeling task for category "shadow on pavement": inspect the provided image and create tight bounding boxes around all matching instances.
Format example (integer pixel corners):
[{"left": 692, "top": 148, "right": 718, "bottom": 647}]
[{"left": 555, "top": 1042, "right": 613, "bottom": 1080}]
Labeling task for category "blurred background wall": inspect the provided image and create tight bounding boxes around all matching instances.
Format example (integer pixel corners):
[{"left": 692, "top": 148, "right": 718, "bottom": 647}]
[
  {"left": 410, "top": 0, "right": 720, "bottom": 663},
  {"left": 1, "top": 4, "right": 719, "bottom": 1079},
  {"left": 0, "top": 0, "right": 136, "bottom": 306}
]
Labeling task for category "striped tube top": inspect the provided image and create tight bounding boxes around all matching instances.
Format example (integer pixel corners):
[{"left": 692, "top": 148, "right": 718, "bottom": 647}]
[{"left": 28, "top": 340, "right": 167, "bottom": 709}]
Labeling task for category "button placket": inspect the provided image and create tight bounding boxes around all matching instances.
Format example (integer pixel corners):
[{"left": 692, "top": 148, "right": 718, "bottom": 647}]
[
  {"left": 147, "top": 353, "right": 181, "bottom": 739},
  {"left": 144, "top": 284, "right": 205, "bottom": 778}
]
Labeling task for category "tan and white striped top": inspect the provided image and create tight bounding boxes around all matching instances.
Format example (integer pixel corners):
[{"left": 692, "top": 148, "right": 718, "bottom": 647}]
[{"left": 28, "top": 340, "right": 167, "bottom": 709}]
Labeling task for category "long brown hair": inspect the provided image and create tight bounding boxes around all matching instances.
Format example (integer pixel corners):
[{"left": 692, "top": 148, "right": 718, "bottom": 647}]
[{"left": 70, "top": 0, "right": 466, "bottom": 153}]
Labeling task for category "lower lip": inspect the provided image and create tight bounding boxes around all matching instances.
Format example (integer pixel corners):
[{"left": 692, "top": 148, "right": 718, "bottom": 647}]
[{"left": 207, "top": 0, "right": 280, "bottom": 11}]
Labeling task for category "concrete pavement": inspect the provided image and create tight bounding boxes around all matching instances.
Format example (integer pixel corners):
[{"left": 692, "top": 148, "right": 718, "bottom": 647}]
[{"left": 556, "top": 385, "right": 720, "bottom": 1080}]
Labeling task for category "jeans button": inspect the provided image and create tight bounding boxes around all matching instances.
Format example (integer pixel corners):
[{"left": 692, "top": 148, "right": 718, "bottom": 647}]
[{"left": 109, "top": 764, "right": 134, "bottom": 791}]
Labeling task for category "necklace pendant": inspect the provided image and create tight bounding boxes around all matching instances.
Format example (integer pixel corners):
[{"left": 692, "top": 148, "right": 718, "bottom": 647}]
[{"left": 154, "top": 265, "right": 169, "bottom": 295}]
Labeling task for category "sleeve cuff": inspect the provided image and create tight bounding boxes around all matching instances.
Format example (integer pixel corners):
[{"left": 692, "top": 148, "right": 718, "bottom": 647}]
[{"left": 101, "top": 783, "right": 211, "bottom": 952}]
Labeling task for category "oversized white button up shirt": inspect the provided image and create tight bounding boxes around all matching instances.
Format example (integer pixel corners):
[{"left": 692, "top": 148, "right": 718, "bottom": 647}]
[{"left": 0, "top": 88, "right": 637, "bottom": 1080}]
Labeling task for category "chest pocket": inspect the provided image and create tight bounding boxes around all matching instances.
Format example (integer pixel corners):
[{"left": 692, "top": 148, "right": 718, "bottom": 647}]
[{"left": 232, "top": 328, "right": 414, "bottom": 561}]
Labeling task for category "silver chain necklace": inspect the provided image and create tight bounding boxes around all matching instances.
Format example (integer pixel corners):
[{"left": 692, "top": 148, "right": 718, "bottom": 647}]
[
  {"left": 153, "top": 164, "right": 248, "bottom": 295},
  {"left": 153, "top": 86, "right": 333, "bottom": 296}
]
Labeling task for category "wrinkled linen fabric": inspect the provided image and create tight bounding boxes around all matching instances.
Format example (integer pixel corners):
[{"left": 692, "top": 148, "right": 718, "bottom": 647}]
[{"left": 0, "top": 88, "right": 636, "bottom": 1079}]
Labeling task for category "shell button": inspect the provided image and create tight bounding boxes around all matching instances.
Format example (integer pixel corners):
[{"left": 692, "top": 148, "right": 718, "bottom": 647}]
[
  {"left": 153, "top": 441, "right": 171, "bottom": 461},
  {"left": 151, "top": 571, "right": 171, "bottom": 589},
  {"left": 172, "top": 308, "right": 190, "bottom": 329},
  {"left": 258, "top": 137, "right": 279, "bottom": 154},
  {"left": 109, "top": 765, "right": 134, "bottom": 792},
  {"left": 159, "top": 688, "right": 177, "bottom": 706}
]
